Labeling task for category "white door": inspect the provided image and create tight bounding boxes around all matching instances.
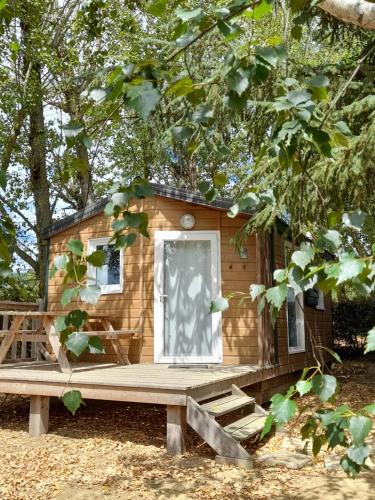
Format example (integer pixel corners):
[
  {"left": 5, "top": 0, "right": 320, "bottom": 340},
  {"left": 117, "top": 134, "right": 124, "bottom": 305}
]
[{"left": 154, "top": 231, "right": 222, "bottom": 364}]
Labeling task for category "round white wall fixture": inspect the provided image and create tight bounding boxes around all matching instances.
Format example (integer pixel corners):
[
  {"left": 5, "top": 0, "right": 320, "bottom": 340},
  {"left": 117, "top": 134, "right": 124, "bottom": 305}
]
[{"left": 180, "top": 214, "right": 196, "bottom": 230}]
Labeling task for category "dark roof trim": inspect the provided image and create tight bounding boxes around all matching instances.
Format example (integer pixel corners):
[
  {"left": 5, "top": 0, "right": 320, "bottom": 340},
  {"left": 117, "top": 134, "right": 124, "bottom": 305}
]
[{"left": 42, "top": 183, "right": 245, "bottom": 239}]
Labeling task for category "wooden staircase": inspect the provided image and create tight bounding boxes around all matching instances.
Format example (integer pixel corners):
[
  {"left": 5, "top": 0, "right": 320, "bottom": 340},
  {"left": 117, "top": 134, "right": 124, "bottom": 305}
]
[{"left": 187, "top": 385, "right": 268, "bottom": 467}]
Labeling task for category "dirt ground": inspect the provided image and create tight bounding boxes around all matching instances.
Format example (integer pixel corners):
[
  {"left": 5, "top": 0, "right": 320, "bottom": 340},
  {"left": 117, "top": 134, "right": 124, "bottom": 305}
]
[{"left": 0, "top": 360, "right": 374, "bottom": 500}]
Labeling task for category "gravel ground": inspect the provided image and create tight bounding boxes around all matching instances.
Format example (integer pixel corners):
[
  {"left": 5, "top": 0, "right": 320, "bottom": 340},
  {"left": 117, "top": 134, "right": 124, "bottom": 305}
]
[{"left": 0, "top": 360, "right": 374, "bottom": 499}]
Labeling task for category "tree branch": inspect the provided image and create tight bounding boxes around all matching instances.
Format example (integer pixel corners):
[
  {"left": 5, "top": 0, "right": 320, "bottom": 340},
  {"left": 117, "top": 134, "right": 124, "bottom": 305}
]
[
  {"left": 318, "top": 0, "right": 375, "bottom": 31},
  {"left": 13, "top": 245, "right": 38, "bottom": 270},
  {"left": 0, "top": 195, "right": 36, "bottom": 231}
]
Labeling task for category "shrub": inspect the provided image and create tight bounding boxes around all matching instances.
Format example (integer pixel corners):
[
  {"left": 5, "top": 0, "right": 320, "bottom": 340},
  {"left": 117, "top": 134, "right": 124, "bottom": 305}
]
[{"left": 333, "top": 297, "right": 375, "bottom": 353}]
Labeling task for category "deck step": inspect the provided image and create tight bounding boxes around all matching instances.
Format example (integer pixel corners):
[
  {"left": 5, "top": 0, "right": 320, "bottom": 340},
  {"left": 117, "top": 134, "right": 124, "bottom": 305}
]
[
  {"left": 201, "top": 394, "right": 255, "bottom": 417},
  {"left": 224, "top": 413, "right": 268, "bottom": 441}
]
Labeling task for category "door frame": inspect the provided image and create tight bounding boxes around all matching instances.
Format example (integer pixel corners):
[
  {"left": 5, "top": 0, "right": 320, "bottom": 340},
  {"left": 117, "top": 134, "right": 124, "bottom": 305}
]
[{"left": 153, "top": 230, "right": 223, "bottom": 364}]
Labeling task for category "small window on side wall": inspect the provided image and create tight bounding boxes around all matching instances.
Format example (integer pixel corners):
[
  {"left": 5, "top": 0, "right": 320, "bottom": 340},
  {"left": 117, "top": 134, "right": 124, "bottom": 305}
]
[
  {"left": 316, "top": 289, "right": 325, "bottom": 310},
  {"left": 285, "top": 242, "right": 305, "bottom": 353},
  {"left": 88, "top": 237, "right": 123, "bottom": 294}
]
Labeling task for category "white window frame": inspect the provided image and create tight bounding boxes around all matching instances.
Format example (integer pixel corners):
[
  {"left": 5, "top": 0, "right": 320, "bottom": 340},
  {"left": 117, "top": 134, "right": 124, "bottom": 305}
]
[
  {"left": 285, "top": 241, "right": 306, "bottom": 354},
  {"left": 87, "top": 237, "right": 124, "bottom": 294},
  {"left": 153, "top": 230, "right": 223, "bottom": 364},
  {"left": 316, "top": 289, "right": 325, "bottom": 310}
]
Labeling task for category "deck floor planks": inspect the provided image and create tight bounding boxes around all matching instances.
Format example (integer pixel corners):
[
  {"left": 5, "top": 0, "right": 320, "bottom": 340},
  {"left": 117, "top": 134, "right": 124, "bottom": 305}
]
[{"left": 0, "top": 362, "right": 260, "bottom": 396}]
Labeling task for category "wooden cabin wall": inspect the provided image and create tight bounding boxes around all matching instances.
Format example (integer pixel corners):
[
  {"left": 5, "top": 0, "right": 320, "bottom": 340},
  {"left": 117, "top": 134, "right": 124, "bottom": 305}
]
[
  {"left": 272, "top": 231, "right": 333, "bottom": 376},
  {"left": 48, "top": 195, "right": 259, "bottom": 364}
]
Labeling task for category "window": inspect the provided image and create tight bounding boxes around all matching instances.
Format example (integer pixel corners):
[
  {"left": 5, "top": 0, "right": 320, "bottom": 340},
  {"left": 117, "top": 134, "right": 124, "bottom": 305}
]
[
  {"left": 87, "top": 237, "right": 123, "bottom": 294},
  {"left": 285, "top": 242, "right": 305, "bottom": 353},
  {"left": 316, "top": 289, "right": 325, "bottom": 310}
]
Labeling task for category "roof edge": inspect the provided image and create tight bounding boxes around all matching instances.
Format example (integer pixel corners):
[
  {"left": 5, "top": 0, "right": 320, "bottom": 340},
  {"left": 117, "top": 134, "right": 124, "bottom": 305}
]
[{"left": 42, "top": 183, "right": 242, "bottom": 239}]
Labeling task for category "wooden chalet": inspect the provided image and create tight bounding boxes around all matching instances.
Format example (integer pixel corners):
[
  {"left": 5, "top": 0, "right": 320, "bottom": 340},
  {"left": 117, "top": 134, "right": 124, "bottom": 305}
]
[{"left": 0, "top": 184, "right": 333, "bottom": 465}]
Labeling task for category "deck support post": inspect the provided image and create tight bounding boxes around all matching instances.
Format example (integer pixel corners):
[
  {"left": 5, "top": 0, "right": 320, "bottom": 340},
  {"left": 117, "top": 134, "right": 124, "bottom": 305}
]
[
  {"left": 166, "top": 405, "right": 186, "bottom": 455},
  {"left": 29, "top": 395, "right": 50, "bottom": 437}
]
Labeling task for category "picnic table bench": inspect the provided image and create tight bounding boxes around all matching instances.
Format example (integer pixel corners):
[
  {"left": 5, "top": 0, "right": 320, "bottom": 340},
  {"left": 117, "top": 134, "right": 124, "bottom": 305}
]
[{"left": 0, "top": 311, "right": 137, "bottom": 373}]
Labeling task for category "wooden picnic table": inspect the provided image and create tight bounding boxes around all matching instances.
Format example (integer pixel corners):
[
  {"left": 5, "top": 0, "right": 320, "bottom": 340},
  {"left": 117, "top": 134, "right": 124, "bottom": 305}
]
[{"left": 0, "top": 311, "right": 138, "bottom": 374}]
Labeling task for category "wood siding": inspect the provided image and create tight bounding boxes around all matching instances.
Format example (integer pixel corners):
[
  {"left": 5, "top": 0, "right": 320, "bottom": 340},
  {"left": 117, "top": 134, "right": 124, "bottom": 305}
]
[
  {"left": 48, "top": 195, "right": 258, "bottom": 364},
  {"left": 272, "top": 231, "right": 333, "bottom": 375},
  {"left": 47, "top": 195, "right": 333, "bottom": 371}
]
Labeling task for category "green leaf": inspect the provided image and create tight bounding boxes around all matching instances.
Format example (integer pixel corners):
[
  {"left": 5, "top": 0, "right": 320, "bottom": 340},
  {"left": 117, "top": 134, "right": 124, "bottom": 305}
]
[
  {"left": 62, "top": 390, "right": 84, "bottom": 416},
  {"left": 363, "top": 403, "right": 375, "bottom": 415},
  {"left": 273, "top": 268, "right": 287, "bottom": 283},
  {"left": 265, "top": 284, "right": 288, "bottom": 310},
  {"left": 365, "top": 327, "right": 375, "bottom": 354},
  {"left": 166, "top": 77, "right": 194, "bottom": 97},
  {"left": 172, "top": 126, "right": 194, "bottom": 142},
  {"left": 312, "top": 374, "right": 337, "bottom": 402},
  {"left": 316, "top": 229, "right": 342, "bottom": 252},
  {"left": 260, "top": 414, "right": 275, "bottom": 439},
  {"left": 213, "top": 173, "right": 228, "bottom": 187},
  {"left": 127, "top": 82, "right": 161, "bottom": 120},
  {"left": 67, "top": 239, "right": 83, "bottom": 256},
  {"left": 65, "top": 332, "right": 89, "bottom": 357},
  {"left": 61, "top": 287, "right": 79, "bottom": 306},
  {"left": 79, "top": 285, "right": 101, "bottom": 305},
  {"left": 72, "top": 157, "right": 88, "bottom": 174},
  {"left": 291, "top": 0, "right": 307, "bottom": 12},
  {"left": 270, "top": 393, "right": 297, "bottom": 425},
  {"left": 175, "top": 7, "right": 204, "bottom": 22},
  {"left": 335, "top": 120, "right": 352, "bottom": 137},
  {"left": 349, "top": 416, "right": 372, "bottom": 446},
  {"left": 198, "top": 181, "right": 211, "bottom": 194},
  {"left": 89, "top": 87, "right": 109, "bottom": 103},
  {"left": 0, "top": 169, "right": 6, "bottom": 190},
  {"left": 54, "top": 254, "right": 69, "bottom": 270},
  {"left": 111, "top": 192, "right": 131, "bottom": 207},
  {"left": 133, "top": 180, "right": 154, "bottom": 198},
  {"left": 86, "top": 250, "right": 106, "bottom": 267},
  {"left": 326, "top": 423, "right": 345, "bottom": 449},
  {"left": 248, "top": 0, "right": 272, "bottom": 20},
  {"left": 312, "top": 435, "right": 325, "bottom": 456},
  {"left": 66, "top": 309, "right": 89, "bottom": 328},
  {"left": 296, "top": 380, "right": 312, "bottom": 397},
  {"left": 88, "top": 336, "right": 105, "bottom": 354},
  {"left": 192, "top": 104, "right": 213, "bottom": 124},
  {"left": 320, "top": 347, "right": 342, "bottom": 364},
  {"left": 63, "top": 121, "right": 84, "bottom": 140},
  {"left": 54, "top": 316, "right": 68, "bottom": 333},
  {"left": 210, "top": 296, "right": 229, "bottom": 313},
  {"left": 291, "top": 25, "right": 302, "bottom": 40},
  {"left": 250, "top": 283, "right": 265, "bottom": 301},
  {"left": 307, "top": 75, "right": 329, "bottom": 88},
  {"left": 227, "top": 70, "right": 249, "bottom": 96},
  {"left": 347, "top": 444, "right": 370, "bottom": 465},
  {"left": 286, "top": 89, "right": 311, "bottom": 106},
  {"left": 335, "top": 255, "right": 365, "bottom": 285},
  {"left": 223, "top": 90, "right": 247, "bottom": 112},
  {"left": 340, "top": 455, "right": 361, "bottom": 478},
  {"left": 217, "top": 20, "right": 241, "bottom": 41},
  {"left": 256, "top": 46, "right": 279, "bottom": 68},
  {"left": 291, "top": 242, "right": 315, "bottom": 270},
  {"left": 342, "top": 210, "right": 366, "bottom": 230},
  {"left": 146, "top": 0, "right": 166, "bottom": 17},
  {"left": 204, "top": 187, "right": 219, "bottom": 202},
  {"left": 115, "top": 233, "right": 137, "bottom": 248}
]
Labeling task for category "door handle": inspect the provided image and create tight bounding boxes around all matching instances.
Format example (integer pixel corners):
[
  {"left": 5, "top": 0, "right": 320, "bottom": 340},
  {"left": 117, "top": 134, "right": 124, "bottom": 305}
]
[{"left": 159, "top": 294, "right": 168, "bottom": 303}]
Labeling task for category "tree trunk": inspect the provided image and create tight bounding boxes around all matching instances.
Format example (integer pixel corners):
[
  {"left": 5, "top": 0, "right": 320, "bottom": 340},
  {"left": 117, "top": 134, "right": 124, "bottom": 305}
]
[
  {"left": 63, "top": 87, "right": 95, "bottom": 209},
  {"left": 21, "top": 4, "right": 52, "bottom": 299},
  {"left": 318, "top": 0, "right": 375, "bottom": 30},
  {"left": 28, "top": 62, "right": 52, "bottom": 299}
]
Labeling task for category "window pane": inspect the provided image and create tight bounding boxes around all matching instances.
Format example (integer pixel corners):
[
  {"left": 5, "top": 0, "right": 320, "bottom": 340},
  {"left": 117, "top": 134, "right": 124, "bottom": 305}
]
[
  {"left": 96, "top": 244, "right": 120, "bottom": 286},
  {"left": 287, "top": 287, "right": 298, "bottom": 348}
]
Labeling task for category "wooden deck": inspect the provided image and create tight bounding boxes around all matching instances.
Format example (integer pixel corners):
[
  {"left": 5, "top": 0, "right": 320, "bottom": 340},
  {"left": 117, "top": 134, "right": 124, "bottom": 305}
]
[
  {"left": 0, "top": 361, "right": 266, "bottom": 459},
  {"left": 0, "top": 361, "right": 260, "bottom": 405}
]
